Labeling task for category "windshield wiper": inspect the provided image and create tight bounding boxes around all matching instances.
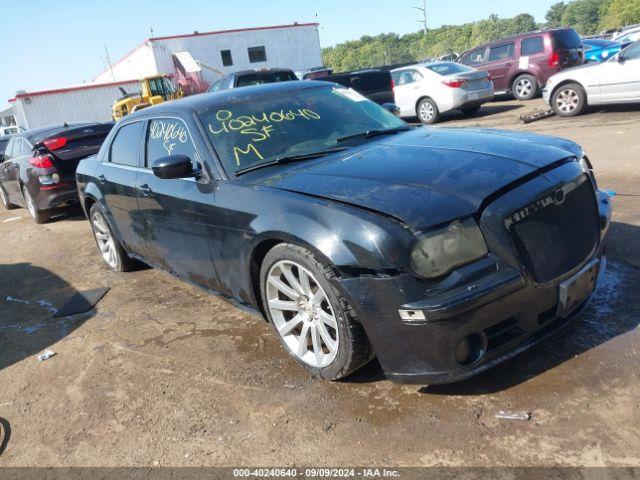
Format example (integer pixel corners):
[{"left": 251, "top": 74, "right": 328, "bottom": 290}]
[
  {"left": 336, "top": 127, "right": 411, "bottom": 144},
  {"left": 235, "top": 147, "right": 348, "bottom": 176}
]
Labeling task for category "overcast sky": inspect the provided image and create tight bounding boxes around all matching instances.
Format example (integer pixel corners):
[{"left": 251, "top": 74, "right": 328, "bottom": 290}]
[{"left": 0, "top": 0, "right": 558, "bottom": 104}]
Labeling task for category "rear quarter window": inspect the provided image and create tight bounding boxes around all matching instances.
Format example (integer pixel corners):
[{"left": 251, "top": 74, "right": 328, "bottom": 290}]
[
  {"left": 109, "top": 122, "right": 143, "bottom": 167},
  {"left": 521, "top": 36, "right": 545, "bottom": 56}
]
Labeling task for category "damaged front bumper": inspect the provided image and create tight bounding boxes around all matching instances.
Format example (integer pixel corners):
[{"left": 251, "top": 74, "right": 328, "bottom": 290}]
[{"left": 334, "top": 166, "right": 612, "bottom": 385}]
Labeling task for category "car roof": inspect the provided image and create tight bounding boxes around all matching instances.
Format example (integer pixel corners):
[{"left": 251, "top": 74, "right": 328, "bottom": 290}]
[
  {"left": 583, "top": 38, "right": 618, "bottom": 47},
  {"left": 391, "top": 61, "right": 461, "bottom": 71},
  {"left": 462, "top": 28, "right": 573, "bottom": 53},
  {"left": 230, "top": 68, "right": 295, "bottom": 77},
  {"left": 126, "top": 80, "right": 332, "bottom": 118}
]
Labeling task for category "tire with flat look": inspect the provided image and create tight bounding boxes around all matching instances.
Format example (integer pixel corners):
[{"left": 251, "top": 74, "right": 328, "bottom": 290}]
[
  {"left": 89, "top": 203, "right": 138, "bottom": 272},
  {"left": 260, "top": 243, "right": 373, "bottom": 380}
]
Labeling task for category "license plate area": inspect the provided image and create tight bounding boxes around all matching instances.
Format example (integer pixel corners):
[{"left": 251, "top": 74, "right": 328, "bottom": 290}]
[{"left": 557, "top": 259, "right": 599, "bottom": 318}]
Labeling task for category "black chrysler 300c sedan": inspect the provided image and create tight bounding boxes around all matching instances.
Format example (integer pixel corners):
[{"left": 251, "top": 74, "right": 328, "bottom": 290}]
[{"left": 76, "top": 81, "right": 611, "bottom": 384}]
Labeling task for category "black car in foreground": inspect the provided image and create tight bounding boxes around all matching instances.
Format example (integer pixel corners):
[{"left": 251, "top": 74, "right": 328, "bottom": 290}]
[
  {"left": 0, "top": 122, "right": 114, "bottom": 223},
  {"left": 76, "top": 81, "right": 611, "bottom": 384}
]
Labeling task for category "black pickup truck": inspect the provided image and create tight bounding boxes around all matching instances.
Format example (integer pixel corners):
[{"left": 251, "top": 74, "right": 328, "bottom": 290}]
[{"left": 315, "top": 69, "right": 395, "bottom": 105}]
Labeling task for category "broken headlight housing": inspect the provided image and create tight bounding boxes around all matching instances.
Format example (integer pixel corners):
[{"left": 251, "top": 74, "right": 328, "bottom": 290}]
[{"left": 411, "top": 218, "right": 488, "bottom": 279}]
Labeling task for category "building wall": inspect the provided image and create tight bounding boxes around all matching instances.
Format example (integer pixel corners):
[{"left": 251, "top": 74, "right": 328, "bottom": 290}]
[
  {"left": 93, "top": 43, "right": 158, "bottom": 83},
  {"left": 13, "top": 81, "right": 139, "bottom": 129},
  {"left": 151, "top": 24, "right": 323, "bottom": 83}
]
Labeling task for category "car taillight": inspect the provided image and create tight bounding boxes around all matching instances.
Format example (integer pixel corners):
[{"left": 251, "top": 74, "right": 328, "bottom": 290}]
[
  {"left": 30, "top": 154, "right": 54, "bottom": 169},
  {"left": 549, "top": 52, "right": 560, "bottom": 67},
  {"left": 442, "top": 79, "right": 466, "bottom": 88},
  {"left": 43, "top": 136, "right": 67, "bottom": 151}
]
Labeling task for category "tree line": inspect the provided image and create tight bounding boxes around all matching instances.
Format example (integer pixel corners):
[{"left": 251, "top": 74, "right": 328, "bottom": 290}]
[{"left": 322, "top": 0, "right": 640, "bottom": 72}]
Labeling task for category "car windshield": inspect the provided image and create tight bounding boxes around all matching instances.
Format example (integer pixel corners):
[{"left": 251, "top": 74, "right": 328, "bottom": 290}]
[
  {"left": 198, "top": 86, "right": 407, "bottom": 174},
  {"left": 236, "top": 71, "right": 298, "bottom": 88},
  {"left": 425, "top": 62, "right": 474, "bottom": 76}
]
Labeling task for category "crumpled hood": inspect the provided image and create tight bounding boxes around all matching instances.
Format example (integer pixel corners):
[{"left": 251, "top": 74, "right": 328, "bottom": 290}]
[{"left": 254, "top": 127, "right": 581, "bottom": 229}]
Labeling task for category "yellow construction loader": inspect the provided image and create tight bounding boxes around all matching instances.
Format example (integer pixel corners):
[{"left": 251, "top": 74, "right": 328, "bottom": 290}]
[{"left": 112, "top": 75, "right": 183, "bottom": 120}]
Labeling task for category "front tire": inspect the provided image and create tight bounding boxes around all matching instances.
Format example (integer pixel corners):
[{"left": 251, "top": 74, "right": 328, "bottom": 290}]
[
  {"left": 22, "top": 185, "right": 50, "bottom": 224},
  {"left": 260, "top": 243, "right": 372, "bottom": 380},
  {"left": 89, "top": 204, "right": 137, "bottom": 272},
  {"left": 417, "top": 98, "right": 440, "bottom": 124},
  {"left": 0, "top": 185, "right": 17, "bottom": 210},
  {"left": 551, "top": 83, "right": 586, "bottom": 117},
  {"left": 512, "top": 74, "right": 538, "bottom": 101}
]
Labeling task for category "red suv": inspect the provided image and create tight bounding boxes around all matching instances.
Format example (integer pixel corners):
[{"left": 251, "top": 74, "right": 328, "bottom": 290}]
[{"left": 459, "top": 28, "right": 584, "bottom": 101}]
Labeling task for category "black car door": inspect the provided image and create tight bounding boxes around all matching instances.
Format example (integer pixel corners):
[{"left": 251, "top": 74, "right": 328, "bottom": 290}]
[
  {"left": 1, "top": 138, "right": 27, "bottom": 204},
  {"left": 135, "top": 116, "right": 222, "bottom": 290},
  {"left": 98, "top": 120, "right": 149, "bottom": 258}
]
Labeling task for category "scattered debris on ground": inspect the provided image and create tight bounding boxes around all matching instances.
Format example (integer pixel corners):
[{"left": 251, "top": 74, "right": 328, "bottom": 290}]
[
  {"left": 495, "top": 411, "right": 531, "bottom": 421},
  {"left": 520, "top": 109, "right": 555, "bottom": 124},
  {"left": 36, "top": 350, "right": 56, "bottom": 362}
]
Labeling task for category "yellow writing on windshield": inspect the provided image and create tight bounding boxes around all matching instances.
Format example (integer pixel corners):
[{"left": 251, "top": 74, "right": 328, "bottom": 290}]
[
  {"left": 207, "top": 108, "right": 321, "bottom": 166},
  {"left": 233, "top": 144, "right": 264, "bottom": 165}
]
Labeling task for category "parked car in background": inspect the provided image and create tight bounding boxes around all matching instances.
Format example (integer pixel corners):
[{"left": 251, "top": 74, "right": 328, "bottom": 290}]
[
  {"left": 613, "top": 25, "right": 640, "bottom": 44},
  {"left": 391, "top": 62, "right": 494, "bottom": 124},
  {"left": 0, "top": 122, "right": 114, "bottom": 222},
  {"left": 583, "top": 39, "right": 629, "bottom": 62},
  {"left": 0, "top": 134, "right": 12, "bottom": 162},
  {"left": 77, "top": 80, "right": 610, "bottom": 384},
  {"left": 207, "top": 68, "right": 298, "bottom": 92},
  {"left": 459, "top": 28, "right": 584, "bottom": 100},
  {"left": 301, "top": 67, "right": 333, "bottom": 80},
  {"left": 315, "top": 69, "right": 395, "bottom": 105},
  {"left": 543, "top": 41, "right": 640, "bottom": 116}
]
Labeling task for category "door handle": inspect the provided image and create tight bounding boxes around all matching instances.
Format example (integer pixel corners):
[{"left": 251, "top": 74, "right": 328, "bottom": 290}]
[
  {"left": 98, "top": 174, "right": 106, "bottom": 183},
  {"left": 138, "top": 184, "right": 154, "bottom": 197}
]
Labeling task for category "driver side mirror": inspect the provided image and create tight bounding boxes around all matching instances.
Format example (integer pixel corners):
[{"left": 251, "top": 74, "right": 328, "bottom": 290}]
[
  {"left": 382, "top": 103, "right": 401, "bottom": 116},
  {"left": 152, "top": 154, "right": 198, "bottom": 180}
]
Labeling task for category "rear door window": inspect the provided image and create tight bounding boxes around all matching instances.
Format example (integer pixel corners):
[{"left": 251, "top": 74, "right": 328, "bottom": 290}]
[
  {"left": 522, "top": 36, "right": 545, "bottom": 56},
  {"left": 462, "top": 48, "right": 488, "bottom": 66},
  {"left": 392, "top": 69, "right": 422, "bottom": 85},
  {"left": 552, "top": 29, "right": 582, "bottom": 50},
  {"left": 146, "top": 118, "right": 199, "bottom": 170},
  {"left": 109, "top": 122, "right": 143, "bottom": 167},
  {"left": 488, "top": 43, "right": 515, "bottom": 62}
]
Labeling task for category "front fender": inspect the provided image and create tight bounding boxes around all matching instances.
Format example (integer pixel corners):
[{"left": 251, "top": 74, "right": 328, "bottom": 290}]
[{"left": 247, "top": 194, "right": 416, "bottom": 273}]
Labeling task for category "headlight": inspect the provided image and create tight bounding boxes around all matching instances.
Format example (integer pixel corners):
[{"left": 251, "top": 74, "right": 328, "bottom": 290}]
[{"left": 411, "top": 218, "right": 488, "bottom": 279}]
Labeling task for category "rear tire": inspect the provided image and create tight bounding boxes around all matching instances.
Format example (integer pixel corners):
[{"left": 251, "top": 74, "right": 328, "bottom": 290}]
[
  {"left": 512, "top": 74, "right": 538, "bottom": 101},
  {"left": 0, "top": 185, "right": 17, "bottom": 210},
  {"left": 260, "top": 243, "right": 373, "bottom": 380},
  {"left": 551, "top": 83, "right": 587, "bottom": 117},
  {"left": 22, "top": 185, "right": 50, "bottom": 224},
  {"left": 89, "top": 203, "right": 138, "bottom": 272},
  {"left": 461, "top": 105, "right": 481, "bottom": 116},
  {"left": 417, "top": 98, "right": 440, "bottom": 124}
]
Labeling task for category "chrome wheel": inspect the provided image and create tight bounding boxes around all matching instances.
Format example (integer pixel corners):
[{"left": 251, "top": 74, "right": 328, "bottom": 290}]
[
  {"left": 92, "top": 211, "right": 118, "bottom": 269},
  {"left": 23, "top": 187, "right": 37, "bottom": 218},
  {"left": 266, "top": 260, "right": 339, "bottom": 368},
  {"left": 419, "top": 101, "right": 435, "bottom": 122},
  {"left": 515, "top": 78, "right": 534, "bottom": 98},
  {"left": 555, "top": 88, "right": 580, "bottom": 113},
  {"left": 0, "top": 187, "right": 7, "bottom": 207}
]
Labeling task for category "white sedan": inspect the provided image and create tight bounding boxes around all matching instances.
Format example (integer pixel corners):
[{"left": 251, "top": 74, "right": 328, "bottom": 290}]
[
  {"left": 543, "top": 40, "right": 640, "bottom": 116},
  {"left": 391, "top": 62, "right": 494, "bottom": 124}
]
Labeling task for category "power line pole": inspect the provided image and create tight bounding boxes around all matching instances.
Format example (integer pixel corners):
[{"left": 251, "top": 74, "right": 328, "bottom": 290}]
[
  {"left": 104, "top": 45, "right": 115, "bottom": 81},
  {"left": 413, "top": 0, "right": 427, "bottom": 35}
]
